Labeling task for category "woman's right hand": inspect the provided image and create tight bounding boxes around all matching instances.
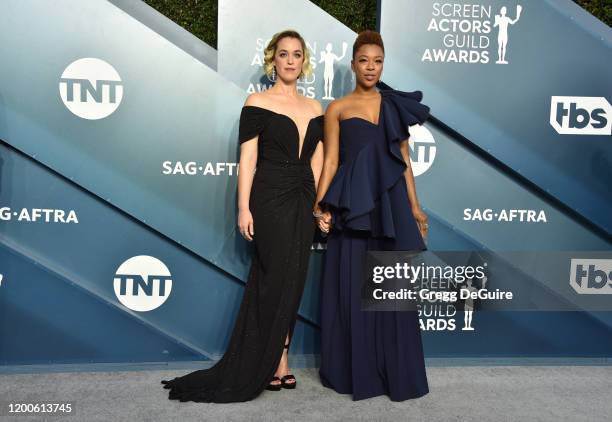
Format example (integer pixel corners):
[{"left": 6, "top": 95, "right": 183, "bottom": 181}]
[{"left": 238, "top": 209, "right": 254, "bottom": 241}]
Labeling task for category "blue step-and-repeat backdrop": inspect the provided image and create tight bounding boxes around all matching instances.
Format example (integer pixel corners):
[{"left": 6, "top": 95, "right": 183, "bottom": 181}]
[{"left": 0, "top": 0, "right": 610, "bottom": 365}]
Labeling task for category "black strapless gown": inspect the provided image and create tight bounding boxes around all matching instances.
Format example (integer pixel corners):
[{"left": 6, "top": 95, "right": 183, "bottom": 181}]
[
  {"left": 161, "top": 105, "right": 324, "bottom": 403},
  {"left": 318, "top": 82, "right": 430, "bottom": 401}
]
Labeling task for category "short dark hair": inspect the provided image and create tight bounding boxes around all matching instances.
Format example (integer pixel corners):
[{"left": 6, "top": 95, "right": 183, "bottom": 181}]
[{"left": 352, "top": 30, "right": 385, "bottom": 59}]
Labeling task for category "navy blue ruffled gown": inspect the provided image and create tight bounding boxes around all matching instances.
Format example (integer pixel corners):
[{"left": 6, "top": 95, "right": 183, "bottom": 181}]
[{"left": 318, "top": 82, "right": 430, "bottom": 401}]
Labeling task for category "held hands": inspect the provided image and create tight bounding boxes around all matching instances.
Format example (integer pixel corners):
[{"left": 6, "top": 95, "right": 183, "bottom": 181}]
[
  {"left": 238, "top": 209, "right": 254, "bottom": 241},
  {"left": 412, "top": 207, "right": 429, "bottom": 240},
  {"left": 312, "top": 205, "right": 428, "bottom": 238},
  {"left": 313, "top": 207, "right": 332, "bottom": 234}
]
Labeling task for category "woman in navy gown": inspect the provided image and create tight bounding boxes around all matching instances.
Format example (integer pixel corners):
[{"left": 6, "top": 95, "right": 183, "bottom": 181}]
[{"left": 313, "top": 30, "right": 430, "bottom": 401}]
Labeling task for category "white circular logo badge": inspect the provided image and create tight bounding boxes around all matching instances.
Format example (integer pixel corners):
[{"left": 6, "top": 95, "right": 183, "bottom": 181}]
[
  {"left": 408, "top": 124, "right": 436, "bottom": 176},
  {"left": 113, "top": 255, "right": 172, "bottom": 312},
  {"left": 59, "top": 58, "right": 123, "bottom": 120}
]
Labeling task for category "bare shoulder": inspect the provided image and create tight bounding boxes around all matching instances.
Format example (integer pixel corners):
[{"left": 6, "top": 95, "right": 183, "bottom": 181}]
[
  {"left": 243, "top": 92, "right": 269, "bottom": 108},
  {"left": 324, "top": 97, "right": 346, "bottom": 120}
]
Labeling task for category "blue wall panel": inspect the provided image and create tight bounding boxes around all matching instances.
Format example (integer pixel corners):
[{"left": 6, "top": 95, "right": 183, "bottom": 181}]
[{"left": 0, "top": 0, "right": 610, "bottom": 366}]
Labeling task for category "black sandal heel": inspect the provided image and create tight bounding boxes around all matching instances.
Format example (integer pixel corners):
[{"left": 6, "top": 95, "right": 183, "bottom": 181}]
[
  {"left": 280, "top": 343, "right": 297, "bottom": 389},
  {"left": 265, "top": 376, "right": 282, "bottom": 391},
  {"left": 280, "top": 374, "right": 296, "bottom": 389}
]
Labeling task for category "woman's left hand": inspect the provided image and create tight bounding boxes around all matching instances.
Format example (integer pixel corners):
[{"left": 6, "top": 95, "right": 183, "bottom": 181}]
[
  {"left": 315, "top": 211, "right": 332, "bottom": 233},
  {"left": 412, "top": 207, "right": 429, "bottom": 239}
]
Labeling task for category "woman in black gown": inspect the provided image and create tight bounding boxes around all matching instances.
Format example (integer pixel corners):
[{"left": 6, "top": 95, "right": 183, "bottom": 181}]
[
  {"left": 313, "top": 30, "right": 430, "bottom": 401},
  {"left": 161, "top": 29, "right": 324, "bottom": 402}
]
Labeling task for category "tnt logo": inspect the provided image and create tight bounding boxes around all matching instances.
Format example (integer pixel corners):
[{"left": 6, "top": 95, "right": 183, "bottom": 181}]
[
  {"left": 569, "top": 259, "right": 612, "bottom": 295},
  {"left": 113, "top": 255, "right": 172, "bottom": 311},
  {"left": 550, "top": 96, "right": 611, "bottom": 136},
  {"left": 408, "top": 124, "right": 436, "bottom": 176},
  {"left": 59, "top": 58, "right": 123, "bottom": 120}
]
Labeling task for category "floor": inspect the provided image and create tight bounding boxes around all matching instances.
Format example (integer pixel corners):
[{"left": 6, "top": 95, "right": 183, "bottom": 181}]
[{"left": 1, "top": 361, "right": 611, "bottom": 421}]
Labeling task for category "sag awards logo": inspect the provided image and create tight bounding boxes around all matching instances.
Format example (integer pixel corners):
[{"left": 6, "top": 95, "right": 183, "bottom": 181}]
[
  {"left": 59, "top": 58, "right": 123, "bottom": 119},
  {"left": 423, "top": 3, "right": 523, "bottom": 64},
  {"left": 249, "top": 38, "right": 349, "bottom": 99},
  {"left": 549, "top": 96, "right": 612, "bottom": 136},
  {"left": 569, "top": 259, "right": 612, "bottom": 295},
  {"left": 113, "top": 255, "right": 172, "bottom": 312},
  {"left": 408, "top": 124, "right": 436, "bottom": 176}
]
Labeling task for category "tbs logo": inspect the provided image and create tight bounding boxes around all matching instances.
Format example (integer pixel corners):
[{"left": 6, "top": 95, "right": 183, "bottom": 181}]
[
  {"left": 59, "top": 58, "right": 123, "bottom": 120},
  {"left": 550, "top": 96, "right": 611, "bottom": 136},
  {"left": 113, "top": 255, "right": 173, "bottom": 311},
  {"left": 569, "top": 259, "right": 612, "bottom": 295}
]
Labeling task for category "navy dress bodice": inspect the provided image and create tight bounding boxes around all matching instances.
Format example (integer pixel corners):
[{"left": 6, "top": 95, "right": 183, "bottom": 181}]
[{"left": 319, "top": 81, "right": 430, "bottom": 251}]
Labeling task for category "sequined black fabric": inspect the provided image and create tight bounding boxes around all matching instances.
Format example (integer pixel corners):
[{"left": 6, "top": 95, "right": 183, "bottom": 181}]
[{"left": 161, "top": 105, "right": 324, "bottom": 403}]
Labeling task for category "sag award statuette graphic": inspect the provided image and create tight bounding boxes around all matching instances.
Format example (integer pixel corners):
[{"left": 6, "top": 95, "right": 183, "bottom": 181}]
[
  {"left": 494, "top": 5, "right": 522, "bottom": 64},
  {"left": 320, "top": 42, "right": 348, "bottom": 100},
  {"left": 460, "top": 276, "right": 488, "bottom": 330}
]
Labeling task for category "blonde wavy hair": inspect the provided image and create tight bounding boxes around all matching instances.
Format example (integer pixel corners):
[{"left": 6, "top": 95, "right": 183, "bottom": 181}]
[{"left": 263, "top": 30, "right": 313, "bottom": 80}]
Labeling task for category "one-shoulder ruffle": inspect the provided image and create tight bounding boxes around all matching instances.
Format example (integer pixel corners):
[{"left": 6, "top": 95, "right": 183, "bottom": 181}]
[{"left": 318, "top": 81, "right": 430, "bottom": 238}]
